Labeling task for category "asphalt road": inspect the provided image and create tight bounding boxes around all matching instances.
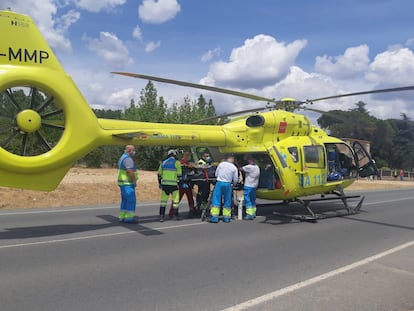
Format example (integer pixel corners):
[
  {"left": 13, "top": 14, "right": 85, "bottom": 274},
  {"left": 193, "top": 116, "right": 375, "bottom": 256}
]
[{"left": 0, "top": 188, "right": 413, "bottom": 311}]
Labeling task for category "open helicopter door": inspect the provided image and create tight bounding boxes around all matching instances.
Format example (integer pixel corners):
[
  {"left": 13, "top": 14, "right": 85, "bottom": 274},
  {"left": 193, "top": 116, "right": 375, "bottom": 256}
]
[
  {"left": 352, "top": 141, "right": 378, "bottom": 177},
  {"left": 265, "top": 145, "right": 298, "bottom": 198}
]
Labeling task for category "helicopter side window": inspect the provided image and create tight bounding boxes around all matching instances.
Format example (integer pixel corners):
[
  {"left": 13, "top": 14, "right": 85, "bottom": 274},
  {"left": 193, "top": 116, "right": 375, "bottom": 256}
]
[
  {"left": 288, "top": 147, "right": 298, "bottom": 163},
  {"left": 304, "top": 145, "right": 325, "bottom": 168}
]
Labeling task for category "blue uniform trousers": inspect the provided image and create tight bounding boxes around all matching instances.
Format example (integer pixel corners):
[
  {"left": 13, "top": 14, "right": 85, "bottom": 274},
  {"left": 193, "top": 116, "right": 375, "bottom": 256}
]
[
  {"left": 210, "top": 181, "right": 232, "bottom": 223},
  {"left": 243, "top": 186, "right": 257, "bottom": 219},
  {"left": 119, "top": 185, "right": 136, "bottom": 222}
]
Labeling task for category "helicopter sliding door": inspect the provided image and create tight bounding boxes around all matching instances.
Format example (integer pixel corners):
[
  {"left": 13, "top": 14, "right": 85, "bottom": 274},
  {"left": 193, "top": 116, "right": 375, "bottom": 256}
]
[
  {"left": 301, "top": 145, "right": 326, "bottom": 188},
  {"left": 352, "top": 141, "right": 378, "bottom": 177},
  {"left": 325, "top": 143, "right": 358, "bottom": 181}
]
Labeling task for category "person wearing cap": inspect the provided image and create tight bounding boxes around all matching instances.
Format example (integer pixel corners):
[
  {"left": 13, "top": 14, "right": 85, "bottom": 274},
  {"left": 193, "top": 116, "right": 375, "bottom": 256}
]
[
  {"left": 117, "top": 145, "right": 138, "bottom": 223},
  {"left": 241, "top": 156, "right": 260, "bottom": 220},
  {"left": 158, "top": 149, "right": 183, "bottom": 222},
  {"left": 210, "top": 155, "right": 238, "bottom": 223}
]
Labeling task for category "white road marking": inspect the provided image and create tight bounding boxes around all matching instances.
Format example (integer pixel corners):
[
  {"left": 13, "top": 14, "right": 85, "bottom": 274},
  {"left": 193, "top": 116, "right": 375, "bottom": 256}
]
[
  {"left": 0, "top": 206, "right": 117, "bottom": 215},
  {"left": 364, "top": 196, "right": 414, "bottom": 205},
  {"left": 0, "top": 222, "right": 207, "bottom": 249},
  {"left": 222, "top": 239, "right": 414, "bottom": 311},
  {"left": 0, "top": 202, "right": 160, "bottom": 216}
]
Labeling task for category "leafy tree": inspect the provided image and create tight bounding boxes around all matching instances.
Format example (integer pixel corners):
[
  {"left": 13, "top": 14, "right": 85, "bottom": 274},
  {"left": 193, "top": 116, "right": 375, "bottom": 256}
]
[
  {"left": 121, "top": 81, "right": 169, "bottom": 170},
  {"left": 388, "top": 115, "right": 414, "bottom": 171},
  {"left": 318, "top": 101, "right": 414, "bottom": 171},
  {"left": 123, "top": 81, "right": 167, "bottom": 123},
  {"left": 371, "top": 120, "right": 395, "bottom": 168},
  {"left": 93, "top": 108, "right": 122, "bottom": 119},
  {"left": 318, "top": 101, "right": 377, "bottom": 140}
]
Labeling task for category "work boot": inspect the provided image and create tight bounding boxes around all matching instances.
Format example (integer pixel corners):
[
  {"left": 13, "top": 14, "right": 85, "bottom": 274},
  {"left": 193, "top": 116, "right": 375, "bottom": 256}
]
[
  {"left": 188, "top": 208, "right": 196, "bottom": 218},
  {"left": 174, "top": 208, "right": 182, "bottom": 221},
  {"left": 168, "top": 207, "right": 174, "bottom": 218},
  {"left": 159, "top": 206, "right": 166, "bottom": 223}
]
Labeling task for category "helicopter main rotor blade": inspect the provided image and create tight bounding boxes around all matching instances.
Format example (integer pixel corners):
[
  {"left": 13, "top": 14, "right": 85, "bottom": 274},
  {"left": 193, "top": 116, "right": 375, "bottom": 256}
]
[
  {"left": 191, "top": 107, "right": 268, "bottom": 124},
  {"left": 301, "top": 106, "right": 351, "bottom": 123},
  {"left": 307, "top": 85, "right": 414, "bottom": 103},
  {"left": 112, "top": 72, "right": 279, "bottom": 104}
]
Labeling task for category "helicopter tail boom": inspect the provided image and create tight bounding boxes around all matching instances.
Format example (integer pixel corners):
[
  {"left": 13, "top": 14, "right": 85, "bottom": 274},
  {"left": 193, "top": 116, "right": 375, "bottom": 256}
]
[{"left": 97, "top": 118, "right": 227, "bottom": 147}]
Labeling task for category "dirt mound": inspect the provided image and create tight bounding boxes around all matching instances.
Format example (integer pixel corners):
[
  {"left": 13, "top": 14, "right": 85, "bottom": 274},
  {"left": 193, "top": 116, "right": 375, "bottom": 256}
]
[{"left": 0, "top": 168, "right": 159, "bottom": 209}]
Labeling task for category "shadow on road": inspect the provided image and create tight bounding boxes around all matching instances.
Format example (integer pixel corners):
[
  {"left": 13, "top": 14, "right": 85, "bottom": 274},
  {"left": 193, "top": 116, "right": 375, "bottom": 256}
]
[
  {"left": 257, "top": 201, "right": 367, "bottom": 225},
  {"left": 0, "top": 214, "right": 163, "bottom": 240},
  {"left": 343, "top": 216, "right": 414, "bottom": 231}
]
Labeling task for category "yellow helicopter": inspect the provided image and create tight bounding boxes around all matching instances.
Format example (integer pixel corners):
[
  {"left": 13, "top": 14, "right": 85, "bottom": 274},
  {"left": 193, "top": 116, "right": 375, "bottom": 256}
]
[{"left": 1, "top": 10, "right": 413, "bottom": 219}]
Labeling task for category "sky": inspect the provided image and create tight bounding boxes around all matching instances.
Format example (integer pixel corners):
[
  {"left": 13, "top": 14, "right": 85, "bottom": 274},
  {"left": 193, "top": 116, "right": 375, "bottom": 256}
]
[{"left": 3, "top": 0, "right": 414, "bottom": 121}]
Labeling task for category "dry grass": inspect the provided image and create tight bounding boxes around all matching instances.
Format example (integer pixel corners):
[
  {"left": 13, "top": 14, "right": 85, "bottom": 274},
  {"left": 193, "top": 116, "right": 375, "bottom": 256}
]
[{"left": 0, "top": 168, "right": 413, "bottom": 209}]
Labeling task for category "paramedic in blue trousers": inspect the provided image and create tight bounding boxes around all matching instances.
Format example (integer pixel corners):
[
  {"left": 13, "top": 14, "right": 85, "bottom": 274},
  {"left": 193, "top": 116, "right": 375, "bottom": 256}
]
[
  {"left": 210, "top": 155, "right": 239, "bottom": 223},
  {"left": 241, "top": 157, "right": 260, "bottom": 220},
  {"left": 117, "top": 145, "right": 138, "bottom": 223}
]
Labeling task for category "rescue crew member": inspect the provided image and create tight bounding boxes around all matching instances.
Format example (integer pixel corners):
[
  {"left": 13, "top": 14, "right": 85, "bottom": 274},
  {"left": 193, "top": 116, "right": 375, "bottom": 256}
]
[
  {"left": 117, "top": 145, "right": 138, "bottom": 223},
  {"left": 241, "top": 156, "right": 260, "bottom": 220},
  {"left": 210, "top": 155, "right": 238, "bottom": 223},
  {"left": 169, "top": 151, "right": 196, "bottom": 218},
  {"left": 196, "top": 151, "right": 212, "bottom": 213},
  {"left": 158, "top": 149, "right": 182, "bottom": 222}
]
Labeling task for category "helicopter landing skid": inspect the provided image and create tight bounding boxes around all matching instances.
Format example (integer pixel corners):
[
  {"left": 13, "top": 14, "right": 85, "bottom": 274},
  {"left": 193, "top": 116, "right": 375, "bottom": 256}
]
[{"left": 273, "top": 188, "right": 365, "bottom": 222}]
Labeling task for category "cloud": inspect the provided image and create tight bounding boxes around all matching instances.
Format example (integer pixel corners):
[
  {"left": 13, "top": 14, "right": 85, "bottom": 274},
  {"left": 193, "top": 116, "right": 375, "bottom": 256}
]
[
  {"left": 145, "top": 41, "right": 161, "bottom": 53},
  {"left": 132, "top": 25, "right": 143, "bottom": 41},
  {"left": 365, "top": 47, "right": 414, "bottom": 86},
  {"left": 73, "top": 0, "right": 126, "bottom": 13},
  {"left": 108, "top": 88, "right": 136, "bottom": 107},
  {"left": 85, "top": 32, "right": 133, "bottom": 68},
  {"left": 138, "top": 0, "right": 181, "bottom": 24},
  {"left": 314, "top": 45, "right": 370, "bottom": 79},
  {"left": 201, "top": 47, "right": 221, "bottom": 62},
  {"left": 201, "top": 35, "right": 307, "bottom": 89},
  {"left": 3, "top": 0, "right": 75, "bottom": 52}
]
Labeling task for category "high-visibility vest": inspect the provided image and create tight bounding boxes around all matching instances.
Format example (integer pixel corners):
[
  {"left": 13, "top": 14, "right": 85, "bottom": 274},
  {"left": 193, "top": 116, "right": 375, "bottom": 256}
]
[
  {"left": 118, "top": 153, "right": 138, "bottom": 186},
  {"left": 158, "top": 157, "right": 182, "bottom": 186}
]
